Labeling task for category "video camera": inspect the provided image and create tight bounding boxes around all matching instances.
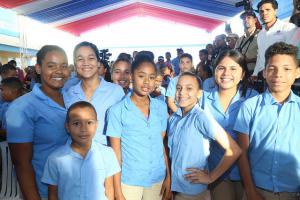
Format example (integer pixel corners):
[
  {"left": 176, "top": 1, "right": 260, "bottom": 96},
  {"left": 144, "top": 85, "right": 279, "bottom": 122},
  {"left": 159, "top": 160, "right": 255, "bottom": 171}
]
[
  {"left": 235, "top": 0, "right": 253, "bottom": 12},
  {"left": 99, "top": 49, "right": 112, "bottom": 61}
]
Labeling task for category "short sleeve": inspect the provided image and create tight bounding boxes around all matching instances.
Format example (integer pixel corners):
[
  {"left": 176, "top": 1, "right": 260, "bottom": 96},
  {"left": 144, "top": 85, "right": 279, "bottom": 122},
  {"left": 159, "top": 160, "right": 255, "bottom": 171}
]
[
  {"left": 105, "top": 106, "right": 122, "bottom": 138},
  {"left": 160, "top": 102, "right": 168, "bottom": 133},
  {"left": 41, "top": 155, "right": 59, "bottom": 185},
  {"left": 233, "top": 103, "right": 252, "bottom": 135},
  {"left": 165, "top": 77, "right": 177, "bottom": 98},
  {"left": 103, "top": 147, "right": 121, "bottom": 177},
  {"left": 196, "top": 111, "right": 224, "bottom": 140},
  {"left": 6, "top": 101, "right": 34, "bottom": 143}
]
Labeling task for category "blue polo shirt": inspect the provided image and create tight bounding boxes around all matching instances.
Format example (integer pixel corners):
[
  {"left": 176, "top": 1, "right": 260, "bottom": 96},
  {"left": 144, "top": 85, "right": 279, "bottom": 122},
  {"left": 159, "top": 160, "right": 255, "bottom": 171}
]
[
  {"left": 6, "top": 84, "right": 68, "bottom": 197},
  {"left": 64, "top": 77, "right": 124, "bottom": 145},
  {"left": 201, "top": 88, "right": 257, "bottom": 180},
  {"left": 42, "top": 141, "right": 120, "bottom": 200},
  {"left": 0, "top": 101, "right": 10, "bottom": 130},
  {"left": 166, "top": 76, "right": 179, "bottom": 98},
  {"left": 168, "top": 104, "right": 222, "bottom": 195},
  {"left": 234, "top": 90, "right": 300, "bottom": 192},
  {"left": 202, "top": 77, "right": 216, "bottom": 92},
  {"left": 106, "top": 95, "right": 167, "bottom": 187}
]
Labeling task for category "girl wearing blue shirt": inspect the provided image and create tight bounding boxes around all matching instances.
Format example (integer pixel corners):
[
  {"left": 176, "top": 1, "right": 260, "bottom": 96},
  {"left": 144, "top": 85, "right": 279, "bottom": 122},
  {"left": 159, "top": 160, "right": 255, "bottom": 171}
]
[
  {"left": 168, "top": 72, "right": 241, "bottom": 200},
  {"left": 201, "top": 50, "right": 257, "bottom": 200},
  {"left": 111, "top": 58, "right": 132, "bottom": 95},
  {"left": 106, "top": 54, "right": 171, "bottom": 200},
  {"left": 64, "top": 42, "right": 124, "bottom": 145},
  {"left": 6, "top": 45, "right": 70, "bottom": 200}
]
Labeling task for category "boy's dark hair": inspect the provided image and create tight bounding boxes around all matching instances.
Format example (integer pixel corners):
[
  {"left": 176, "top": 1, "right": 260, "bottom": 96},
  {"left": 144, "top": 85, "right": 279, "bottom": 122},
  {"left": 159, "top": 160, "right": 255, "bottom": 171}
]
[
  {"left": 257, "top": 0, "right": 278, "bottom": 10},
  {"left": 0, "top": 64, "right": 17, "bottom": 75},
  {"left": 66, "top": 101, "right": 97, "bottom": 123},
  {"left": 265, "top": 42, "right": 298, "bottom": 67},
  {"left": 179, "top": 72, "right": 202, "bottom": 89},
  {"left": 73, "top": 41, "right": 100, "bottom": 63},
  {"left": 37, "top": 45, "right": 66, "bottom": 66},
  {"left": 1, "top": 77, "right": 23, "bottom": 94},
  {"left": 8, "top": 60, "right": 17, "bottom": 67},
  {"left": 180, "top": 53, "right": 193, "bottom": 62},
  {"left": 199, "top": 49, "right": 208, "bottom": 55},
  {"left": 131, "top": 54, "right": 156, "bottom": 73}
]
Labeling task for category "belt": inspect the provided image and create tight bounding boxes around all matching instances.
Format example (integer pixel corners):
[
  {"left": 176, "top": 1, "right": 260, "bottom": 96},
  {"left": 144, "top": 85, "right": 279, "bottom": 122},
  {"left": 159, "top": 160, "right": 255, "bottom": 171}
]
[{"left": 257, "top": 187, "right": 300, "bottom": 197}]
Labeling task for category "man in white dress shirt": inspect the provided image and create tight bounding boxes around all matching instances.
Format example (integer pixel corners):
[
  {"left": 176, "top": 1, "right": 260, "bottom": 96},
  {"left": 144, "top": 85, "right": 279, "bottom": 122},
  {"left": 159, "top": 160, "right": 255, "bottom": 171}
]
[{"left": 253, "top": 0, "right": 296, "bottom": 77}]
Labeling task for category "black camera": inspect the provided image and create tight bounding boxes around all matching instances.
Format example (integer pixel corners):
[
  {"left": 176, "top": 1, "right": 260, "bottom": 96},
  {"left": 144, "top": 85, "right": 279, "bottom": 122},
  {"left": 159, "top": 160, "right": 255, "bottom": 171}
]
[
  {"left": 235, "top": 0, "right": 252, "bottom": 12},
  {"left": 99, "top": 49, "right": 112, "bottom": 61}
]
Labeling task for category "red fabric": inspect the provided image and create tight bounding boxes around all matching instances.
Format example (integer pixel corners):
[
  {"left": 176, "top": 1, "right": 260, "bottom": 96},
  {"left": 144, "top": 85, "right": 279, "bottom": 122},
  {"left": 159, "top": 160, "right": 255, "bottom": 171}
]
[
  {"left": 58, "top": 2, "right": 222, "bottom": 36},
  {"left": 0, "top": 0, "right": 35, "bottom": 8}
]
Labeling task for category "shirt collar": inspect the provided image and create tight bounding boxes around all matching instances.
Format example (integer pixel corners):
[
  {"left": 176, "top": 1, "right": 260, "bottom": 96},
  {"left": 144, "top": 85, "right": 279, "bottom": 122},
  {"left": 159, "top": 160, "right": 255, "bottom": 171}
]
[
  {"left": 66, "top": 140, "right": 97, "bottom": 159},
  {"left": 174, "top": 103, "right": 201, "bottom": 118},
  {"left": 262, "top": 89, "right": 298, "bottom": 105},
  {"left": 124, "top": 94, "right": 158, "bottom": 111},
  {"left": 71, "top": 76, "right": 105, "bottom": 95}
]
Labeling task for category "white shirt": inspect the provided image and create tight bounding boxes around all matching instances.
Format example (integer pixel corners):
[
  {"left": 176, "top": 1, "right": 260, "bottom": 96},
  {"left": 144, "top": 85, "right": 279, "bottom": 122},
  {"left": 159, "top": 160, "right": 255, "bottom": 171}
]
[{"left": 253, "top": 19, "right": 296, "bottom": 76}]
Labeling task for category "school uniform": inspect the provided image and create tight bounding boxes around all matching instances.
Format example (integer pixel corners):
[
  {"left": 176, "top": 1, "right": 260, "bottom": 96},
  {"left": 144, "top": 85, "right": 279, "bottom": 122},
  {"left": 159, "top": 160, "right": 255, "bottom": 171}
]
[
  {"left": 106, "top": 95, "right": 167, "bottom": 187},
  {"left": 234, "top": 90, "right": 300, "bottom": 198},
  {"left": 64, "top": 77, "right": 124, "bottom": 145},
  {"left": 6, "top": 84, "right": 68, "bottom": 198},
  {"left": 201, "top": 88, "right": 258, "bottom": 199},
  {"left": 168, "top": 104, "right": 223, "bottom": 197},
  {"left": 202, "top": 77, "right": 216, "bottom": 92},
  {"left": 0, "top": 101, "right": 10, "bottom": 130},
  {"left": 42, "top": 141, "right": 120, "bottom": 200},
  {"left": 166, "top": 76, "right": 179, "bottom": 99}
]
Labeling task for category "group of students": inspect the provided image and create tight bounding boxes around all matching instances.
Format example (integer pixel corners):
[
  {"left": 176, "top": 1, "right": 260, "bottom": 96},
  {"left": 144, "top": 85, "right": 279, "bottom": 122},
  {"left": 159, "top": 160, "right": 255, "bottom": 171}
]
[{"left": 3, "top": 40, "right": 300, "bottom": 200}]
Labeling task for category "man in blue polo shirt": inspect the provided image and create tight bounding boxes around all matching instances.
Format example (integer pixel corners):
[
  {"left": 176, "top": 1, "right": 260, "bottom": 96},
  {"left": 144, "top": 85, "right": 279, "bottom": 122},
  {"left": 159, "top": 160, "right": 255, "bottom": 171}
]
[{"left": 234, "top": 42, "right": 300, "bottom": 200}]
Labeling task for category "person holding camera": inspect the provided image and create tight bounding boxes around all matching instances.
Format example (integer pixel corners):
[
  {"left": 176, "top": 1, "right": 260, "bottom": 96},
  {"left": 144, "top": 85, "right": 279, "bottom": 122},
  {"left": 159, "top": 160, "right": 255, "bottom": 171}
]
[{"left": 235, "top": 11, "right": 260, "bottom": 75}]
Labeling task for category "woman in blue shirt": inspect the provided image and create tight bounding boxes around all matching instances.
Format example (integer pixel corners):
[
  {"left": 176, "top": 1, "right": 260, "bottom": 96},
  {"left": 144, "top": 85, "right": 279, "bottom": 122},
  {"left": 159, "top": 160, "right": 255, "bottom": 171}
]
[
  {"left": 106, "top": 54, "right": 171, "bottom": 200},
  {"left": 64, "top": 41, "right": 124, "bottom": 145},
  {"left": 168, "top": 72, "right": 241, "bottom": 200},
  {"left": 201, "top": 50, "right": 257, "bottom": 200},
  {"left": 6, "top": 45, "right": 70, "bottom": 200}
]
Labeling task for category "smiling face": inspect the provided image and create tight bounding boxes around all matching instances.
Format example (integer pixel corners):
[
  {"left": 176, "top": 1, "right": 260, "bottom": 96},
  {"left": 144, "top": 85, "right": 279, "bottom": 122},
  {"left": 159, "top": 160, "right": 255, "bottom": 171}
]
[
  {"left": 35, "top": 50, "right": 69, "bottom": 91},
  {"left": 264, "top": 54, "right": 300, "bottom": 95},
  {"left": 111, "top": 60, "right": 131, "bottom": 90},
  {"left": 75, "top": 46, "right": 100, "bottom": 80},
  {"left": 214, "top": 56, "right": 244, "bottom": 92},
  {"left": 175, "top": 75, "right": 201, "bottom": 114},
  {"left": 66, "top": 106, "right": 98, "bottom": 147},
  {"left": 131, "top": 62, "right": 156, "bottom": 97}
]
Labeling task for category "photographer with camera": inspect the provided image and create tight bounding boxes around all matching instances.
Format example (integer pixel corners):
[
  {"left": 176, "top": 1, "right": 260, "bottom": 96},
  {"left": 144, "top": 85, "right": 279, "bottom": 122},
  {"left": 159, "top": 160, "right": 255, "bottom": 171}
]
[{"left": 235, "top": 11, "right": 260, "bottom": 75}]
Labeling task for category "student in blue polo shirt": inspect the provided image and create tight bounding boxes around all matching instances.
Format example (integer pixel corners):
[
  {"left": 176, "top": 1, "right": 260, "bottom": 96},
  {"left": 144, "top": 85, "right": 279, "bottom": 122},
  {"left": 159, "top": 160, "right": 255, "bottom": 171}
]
[
  {"left": 106, "top": 54, "right": 171, "bottom": 200},
  {"left": 42, "top": 101, "right": 120, "bottom": 200},
  {"left": 64, "top": 41, "right": 124, "bottom": 145},
  {"left": 166, "top": 53, "right": 194, "bottom": 113},
  {"left": 168, "top": 72, "right": 241, "bottom": 200},
  {"left": 111, "top": 57, "right": 132, "bottom": 95},
  {"left": 6, "top": 45, "right": 70, "bottom": 199},
  {"left": 235, "top": 42, "right": 300, "bottom": 200},
  {"left": 201, "top": 49, "right": 257, "bottom": 200}
]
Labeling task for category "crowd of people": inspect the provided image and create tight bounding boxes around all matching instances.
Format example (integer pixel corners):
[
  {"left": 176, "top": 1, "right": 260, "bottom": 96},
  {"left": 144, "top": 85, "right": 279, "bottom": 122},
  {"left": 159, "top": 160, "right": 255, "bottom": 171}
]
[{"left": 0, "top": 0, "right": 300, "bottom": 200}]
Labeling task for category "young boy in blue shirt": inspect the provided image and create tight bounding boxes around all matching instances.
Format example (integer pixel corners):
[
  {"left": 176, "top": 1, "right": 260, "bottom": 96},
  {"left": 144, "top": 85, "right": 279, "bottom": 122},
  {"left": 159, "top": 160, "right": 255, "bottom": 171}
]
[
  {"left": 42, "top": 101, "right": 120, "bottom": 200},
  {"left": 0, "top": 77, "right": 23, "bottom": 140},
  {"left": 234, "top": 42, "right": 300, "bottom": 200}
]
